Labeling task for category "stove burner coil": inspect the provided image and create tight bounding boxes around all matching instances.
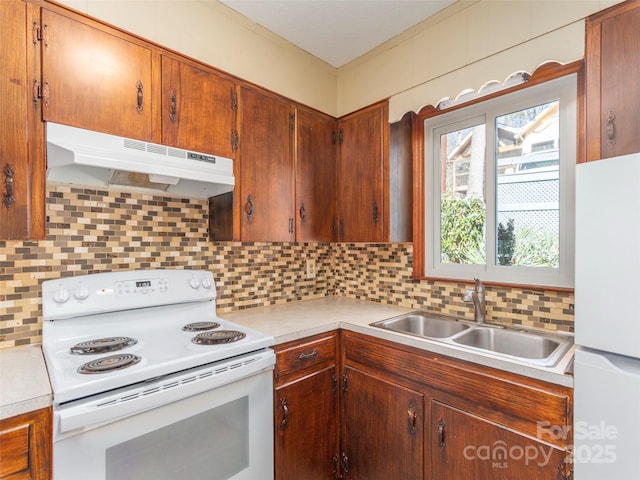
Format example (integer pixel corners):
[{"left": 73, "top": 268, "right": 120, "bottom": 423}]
[
  {"left": 70, "top": 337, "right": 138, "bottom": 355},
  {"left": 182, "top": 321, "right": 221, "bottom": 332},
  {"left": 191, "top": 330, "right": 246, "bottom": 345},
  {"left": 77, "top": 353, "right": 141, "bottom": 374}
]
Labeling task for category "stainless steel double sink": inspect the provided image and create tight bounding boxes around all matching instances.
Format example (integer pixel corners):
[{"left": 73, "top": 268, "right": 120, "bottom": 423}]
[{"left": 370, "top": 311, "right": 573, "bottom": 367}]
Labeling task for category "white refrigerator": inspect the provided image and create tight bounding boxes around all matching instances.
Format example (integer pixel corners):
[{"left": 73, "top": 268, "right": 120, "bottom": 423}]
[{"left": 574, "top": 153, "right": 640, "bottom": 479}]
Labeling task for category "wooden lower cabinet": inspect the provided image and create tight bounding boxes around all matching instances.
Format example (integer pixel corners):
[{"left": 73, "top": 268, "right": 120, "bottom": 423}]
[
  {"left": 341, "top": 366, "right": 423, "bottom": 479},
  {"left": 274, "top": 332, "right": 339, "bottom": 480},
  {"left": 275, "top": 330, "right": 573, "bottom": 479},
  {"left": 0, "top": 408, "right": 51, "bottom": 480},
  {"left": 431, "top": 400, "right": 567, "bottom": 480}
]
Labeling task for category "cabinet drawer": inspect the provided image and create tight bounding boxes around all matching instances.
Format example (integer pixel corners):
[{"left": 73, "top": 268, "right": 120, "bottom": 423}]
[{"left": 274, "top": 332, "right": 337, "bottom": 384}]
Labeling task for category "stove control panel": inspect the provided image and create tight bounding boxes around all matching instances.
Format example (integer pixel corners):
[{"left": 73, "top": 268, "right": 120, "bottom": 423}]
[
  {"left": 42, "top": 269, "right": 216, "bottom": 321},
  {"left": 115, "top": 278, "right": 169, "bottom": 296}
]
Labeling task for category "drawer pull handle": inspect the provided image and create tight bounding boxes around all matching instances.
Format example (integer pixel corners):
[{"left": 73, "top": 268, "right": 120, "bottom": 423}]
[{"left": 298, "top": 349, "right": 319, "bottom": 361}]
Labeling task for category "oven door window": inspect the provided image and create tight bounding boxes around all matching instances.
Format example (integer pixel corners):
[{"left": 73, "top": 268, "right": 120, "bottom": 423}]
[{"left": 106, "top": 397, "right": 248, "bottom": 480}]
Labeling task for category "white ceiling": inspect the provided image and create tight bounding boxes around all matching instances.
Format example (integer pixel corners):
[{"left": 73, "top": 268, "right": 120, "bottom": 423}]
[{"left": 219, "top": 0, "right": 455, "bottom": 68}]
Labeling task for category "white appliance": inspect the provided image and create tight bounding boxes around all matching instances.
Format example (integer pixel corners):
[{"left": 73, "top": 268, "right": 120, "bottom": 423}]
[
  {"left": 574, "top": 153, "right": 640, "bottom": 479},
  {"left": 42, "top": 269, "right": 275, "bottom": 480},
  {"left": 46, "top": 122, "right": 234, "bottom": 198}
]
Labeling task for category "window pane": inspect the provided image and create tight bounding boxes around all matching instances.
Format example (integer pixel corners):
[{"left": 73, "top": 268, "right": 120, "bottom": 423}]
[
  {"left": 440, "top": 124, "right": 486, "bottom": 265},
  {"left": 495, "top": 101, "right": 560, "bottom": 268}
]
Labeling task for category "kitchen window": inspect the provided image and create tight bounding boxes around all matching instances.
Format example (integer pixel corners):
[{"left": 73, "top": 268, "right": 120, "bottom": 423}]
[{"left": 422, "top": 74, "right": 577, "bottom": 288}]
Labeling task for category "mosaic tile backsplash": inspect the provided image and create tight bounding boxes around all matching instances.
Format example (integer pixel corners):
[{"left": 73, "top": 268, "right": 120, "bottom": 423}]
[{"left": 0, "top": 184, "right": 574, "bottom": 348}]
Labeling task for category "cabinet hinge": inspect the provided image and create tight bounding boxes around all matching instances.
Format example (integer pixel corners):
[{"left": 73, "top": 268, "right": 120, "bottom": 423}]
[
  {"left": 231, "top": 90, "right": 238, "bottom": 111},
  {"left": 32, "top": 80, "right": 49, "bottom": 107},
  {"left": 231, "top": 130, "right": 239, "bottom": 152},
  {"left": 32, "top": 22, "right": 49, "bottom": 47},
  {"left": 338, "top": 128, "right": 344, "bottom": 145},
  {"left": 342, "top": 374, "right": 348, "bottom": 392},
  {"left": 289, "top": 113, "right": 295, "bottom": 130},
  {"left": 558, "top": 460, "right": 573, "bottom": 480}
]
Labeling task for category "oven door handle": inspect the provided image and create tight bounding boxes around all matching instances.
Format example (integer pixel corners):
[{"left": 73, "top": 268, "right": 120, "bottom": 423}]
[{"left": 56, "top": 350, "right": 275, "bottom": 434}]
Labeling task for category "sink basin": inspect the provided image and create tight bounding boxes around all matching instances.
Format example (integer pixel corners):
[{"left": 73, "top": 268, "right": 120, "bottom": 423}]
[
  {"left": 371, "top": 311, "right": 573, "bottom": 368},
  {"left": 452, "top": 327, "right": 572, "bottom": 366},
  {"left": 372, "top": 312, "right": 470, "bottom": 339}
]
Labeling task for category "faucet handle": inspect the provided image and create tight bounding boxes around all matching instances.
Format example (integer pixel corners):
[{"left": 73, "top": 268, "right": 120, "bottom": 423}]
[{"left": 474, "top": 278, "right": 485, "bottom": 293}]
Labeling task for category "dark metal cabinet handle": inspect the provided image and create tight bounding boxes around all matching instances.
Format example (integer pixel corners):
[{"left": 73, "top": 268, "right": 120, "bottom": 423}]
[
  {"left": 3, "top": 164, "right": 16, "bottom": 208},
  {"left": 438, "top": 418, "right": 446, "bottom": 449},
  {"left": 373, "top": 202, "right": 379, "bottom": 224},
  {"left": 245, "top": 195, "right": 253, "bottom": 223},
  {"left": 333, "top": 454, "right": 339, "bottom": 474},
  {"left": 606, "top": 110, "right": 616, "bottom": 149},
  {"left": 339, "top": 220, "right": 345, "bottom": 240},
  {"left": 299, "top": 203, "right": 306, "bottom": 223},
  {"left": 298, "top": 348, "right": 318, "bottom": 361},
  {"left": 288, "top": 218, "right": 294, "bottom": 234},
  {"left": 407, "top": 400, "right": 417, "bottom": 435},
  {"left": 136, "top": 81, "right": 144, "bottom": 113},
  {"left": 169, "top": 91, "right": 177, "bottom": 123},
  {"left": 280, "top": 398, "right": 288, "bottom": 428},
  {"left": 341, "top": 452, "right": 349, "bottom": 473}
]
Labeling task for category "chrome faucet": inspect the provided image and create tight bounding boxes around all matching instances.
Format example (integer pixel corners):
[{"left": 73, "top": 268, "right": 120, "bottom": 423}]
[{"left": 463, "top": 278, "right": 486, "bottom": 323}]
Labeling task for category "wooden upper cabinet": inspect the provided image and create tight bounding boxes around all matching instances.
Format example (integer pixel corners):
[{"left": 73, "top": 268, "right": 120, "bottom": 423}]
[
  {"left": 586, "top": 0, "right": 640, "bottom": 161},
  {"left": 161, "top": 56, "right": 237, "bottom": 157},
  {"left": 296, "top": 107, "right": 338, "bottom": 242},
  {"left": 239, "top": 86, "right": 295, "bottom": 241},
  {"left": 0, "top": 0, "right": 45, "bottom": 240},
  {"left": 337, "top": 102, "right": 388, "bottom": 242},
  {"left": 41, "top": 8, "right": 156, "bottom": 141}
]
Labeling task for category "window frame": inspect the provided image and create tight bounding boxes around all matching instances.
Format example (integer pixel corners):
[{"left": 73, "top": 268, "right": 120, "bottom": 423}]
[{"left": 413, "top": 63, "right": 583, "bottom": 290}]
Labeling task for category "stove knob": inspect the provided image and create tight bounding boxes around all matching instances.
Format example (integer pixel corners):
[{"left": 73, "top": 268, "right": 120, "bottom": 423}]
[
  {"left": 53, "top": 284, "right": 70, "bottom": 304},
  {"left": 74, "top": 282, "right": 90, "bottom": 301},
  {"left": 189, "top": 275, "right": 200, "bottom": 289},
  {"left": 201, "top": 276, "right": 212, "bottom": 289}
]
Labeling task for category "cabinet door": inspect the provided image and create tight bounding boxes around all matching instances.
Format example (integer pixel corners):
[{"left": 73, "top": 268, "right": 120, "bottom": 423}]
[
  {"left": 296, "top": 107, "right": 338, "bottom": 242},
  {"left": 275, "top": 366, "right": 339, "bottom": 480},
  {"left": 338, "top": 103, "right": 387, "bottom": 242},
  {"left": 0, "top": 0, "right": 44, "bottom": 240},
  {"left": 0, "top": 408, "right": 51, "bottom": 480},
  {"left": 41, "top": 8, "right": 155, "bottom": 141},
  {"left": 239, "top": 86, "right": 294, "bottom": 241},
  {"left": 342, "top": 366, "right": 423, "bottom": 480},
  {"left": 161, "top": 56, "right": 237, "bottom": 158},
  {"left": 586, "top": 2, "right": 640, "bottom": 160},
  {"left": 431, "top": 400, "right": 568, "bottom": 480}
]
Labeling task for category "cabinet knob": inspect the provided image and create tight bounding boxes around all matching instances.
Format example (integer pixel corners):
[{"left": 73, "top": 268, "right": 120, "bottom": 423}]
[{"left": 299, "top": 202, "right": 306, "bottom": 223}]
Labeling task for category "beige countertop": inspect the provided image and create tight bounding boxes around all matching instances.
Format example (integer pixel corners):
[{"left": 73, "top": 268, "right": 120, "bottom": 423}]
[
  {"left": 223, "top": 296, "right": 575, "bottom": 388},
  {"left": 1, "top": 296, "right": 573, "bottom": 419},
  {"left": 0, "top": 345, "right": 52, "bottom": 420}
]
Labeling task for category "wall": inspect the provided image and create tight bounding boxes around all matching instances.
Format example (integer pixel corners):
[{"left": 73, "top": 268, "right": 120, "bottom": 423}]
[
  {"left": 0, "top": 185, "right": 573, "bottom": 349},
  {"left": 338, "top": 0, "right": 622, "bottom": 119}
]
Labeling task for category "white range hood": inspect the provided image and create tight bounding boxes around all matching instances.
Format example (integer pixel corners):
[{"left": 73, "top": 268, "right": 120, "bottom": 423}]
[{"left": 46, "top": 123, "right": 234, "bottom": 198}]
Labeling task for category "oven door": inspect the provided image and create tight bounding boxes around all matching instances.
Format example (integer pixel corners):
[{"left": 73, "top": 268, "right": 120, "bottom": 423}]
[{"left": 52, "top": 354, "right": 274, "bottom": 480}]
